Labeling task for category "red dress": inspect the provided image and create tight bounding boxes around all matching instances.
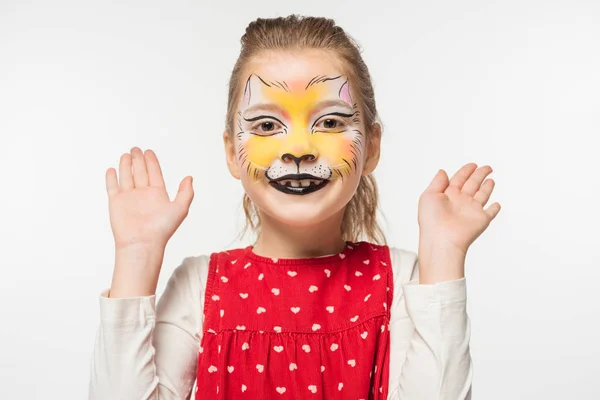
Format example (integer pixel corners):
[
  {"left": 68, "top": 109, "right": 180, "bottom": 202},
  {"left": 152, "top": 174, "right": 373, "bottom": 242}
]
[{"left": 196, "top": 241, "right": 394, "bottom": 399}]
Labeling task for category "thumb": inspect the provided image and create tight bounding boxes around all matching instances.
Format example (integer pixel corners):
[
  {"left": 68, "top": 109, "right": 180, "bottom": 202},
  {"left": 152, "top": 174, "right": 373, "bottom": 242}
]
[
  {"left": 424, "top": 169, "right": 449, "bottom": 193},
  {"left": 173, "top": 176, "right": 195, "bottom": 213}
]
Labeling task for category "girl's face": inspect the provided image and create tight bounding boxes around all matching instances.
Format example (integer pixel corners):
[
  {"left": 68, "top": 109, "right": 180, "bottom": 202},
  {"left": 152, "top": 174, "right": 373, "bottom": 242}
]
[{"left": 224, "top": 49, "right": 380, "bottom": 228}]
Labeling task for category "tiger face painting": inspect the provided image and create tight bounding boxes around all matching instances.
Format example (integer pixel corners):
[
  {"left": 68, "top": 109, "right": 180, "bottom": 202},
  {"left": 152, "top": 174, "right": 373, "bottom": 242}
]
[
  {"left": 224, "top": 50, "right": 379, "bottom": 228},
  {"left": 236, "top": 72, "right": 364, "bottom": 195}
]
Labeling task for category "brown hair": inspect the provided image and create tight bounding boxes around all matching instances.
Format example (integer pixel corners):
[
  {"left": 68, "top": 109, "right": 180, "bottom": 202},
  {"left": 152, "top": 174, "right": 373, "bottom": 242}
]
[{"left": 226, "top": 15, "right": 386, "bottom": 245}]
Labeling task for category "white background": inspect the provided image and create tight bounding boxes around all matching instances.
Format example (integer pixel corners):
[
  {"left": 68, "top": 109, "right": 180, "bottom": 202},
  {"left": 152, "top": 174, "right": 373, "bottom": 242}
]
[{"left": 1, "top": 0, "right": 599, "bottom": 398}]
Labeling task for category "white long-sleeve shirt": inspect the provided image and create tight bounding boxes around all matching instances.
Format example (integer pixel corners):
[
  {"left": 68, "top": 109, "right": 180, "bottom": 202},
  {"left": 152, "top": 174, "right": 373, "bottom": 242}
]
[{"left": 89, "top": 247, "right": 472, "bottom": 399}]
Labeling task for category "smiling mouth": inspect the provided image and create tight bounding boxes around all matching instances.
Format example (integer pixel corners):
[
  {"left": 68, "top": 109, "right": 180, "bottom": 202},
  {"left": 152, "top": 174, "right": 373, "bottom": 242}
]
[{"left": 269, "top": 173, "right": 330, "bottom": 195}]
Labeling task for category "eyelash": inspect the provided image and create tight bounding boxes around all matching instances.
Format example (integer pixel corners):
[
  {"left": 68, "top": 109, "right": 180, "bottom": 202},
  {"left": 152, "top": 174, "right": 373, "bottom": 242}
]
[
  {"left": 249, "top": 119, "right": 285, "bottom": 136},
  {"left": 313, "top": 117, "right": 348, "bottom": 133},
  {"left": 246, "top": 113, "right": 351, "bottom": 136}
]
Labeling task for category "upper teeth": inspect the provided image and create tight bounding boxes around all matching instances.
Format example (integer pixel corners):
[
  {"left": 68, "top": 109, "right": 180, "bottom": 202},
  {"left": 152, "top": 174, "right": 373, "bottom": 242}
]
[{"left": 278, "top": 179, "right": 323, "bottom": 187}]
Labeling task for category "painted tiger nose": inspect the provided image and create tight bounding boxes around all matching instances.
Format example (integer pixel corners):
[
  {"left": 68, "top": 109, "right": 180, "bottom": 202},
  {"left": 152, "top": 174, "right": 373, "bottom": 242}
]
[{"left": 281, "top": 153, "right": 316, "bottom": 166}]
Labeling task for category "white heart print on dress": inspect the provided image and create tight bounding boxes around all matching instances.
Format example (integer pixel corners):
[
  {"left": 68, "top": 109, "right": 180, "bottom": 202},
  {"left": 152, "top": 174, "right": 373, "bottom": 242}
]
[
  {"left": 274, "top": 345, "right": 284, "bottom": 353},
  {"left": 289, "top": 362, "right": 297, "bottom": 371},
  {"left": 271, "top": 288, "right": 280, "bottom": 296},
  {"left": 291, "top": 307, "right": 300, "bottom": 314},
  {"left": 311, "top": 323, "right": 321, "bottom": 331},
  {"left": 326, "top": 306, "right": 334, "bottom": 313},
  {"left": 302, "top": 344, "right": 311, "bottom": 353},
  {"left": 308, "top": 385, "right": 317, "bottom": 393},
  {"left": 276, "top": 387, "right": 286, "bottom": 394},
  {"left": 309, "top": 285, "right": 318, "bottom": 293},
  {"left": 256, "top": 364, "right": 264, "bottom": 373},
  {"left": 287, "top": 271, "right": 297, "bottom": 277}
]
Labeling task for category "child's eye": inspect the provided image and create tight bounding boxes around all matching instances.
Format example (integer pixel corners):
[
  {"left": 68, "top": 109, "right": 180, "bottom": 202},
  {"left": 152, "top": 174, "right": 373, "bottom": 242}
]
[
  {"left": 314, "top": 117, "right": 346, "bottom": 132},
  {"left": 322, "top": 119, "right": 338, "bottom": 129},
  {"left": 261, "top": 121, "right": 275, "bottom": 131},
  {"left": 250, "top": 119, "right": 284, "bottom": 136}
]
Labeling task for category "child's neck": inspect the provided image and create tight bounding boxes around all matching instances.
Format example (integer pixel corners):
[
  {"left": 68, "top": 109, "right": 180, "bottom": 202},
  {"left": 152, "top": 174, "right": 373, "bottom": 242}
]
[{"left": 252, "top": 210, "right": 346, "bottom": 259}]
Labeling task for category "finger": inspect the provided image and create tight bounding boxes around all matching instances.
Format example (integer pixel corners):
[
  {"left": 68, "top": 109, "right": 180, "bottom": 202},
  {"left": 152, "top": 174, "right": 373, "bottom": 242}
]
[
  {"left": 105, "top": 168, "right": 120, "bottom": 198},
  {"left": 462, "top": 165, "right": 493, "bottom": 196},
  {"left": 473, "top": 178, "right": 495, "bottom": 206},
  {"left": 448, "top": 163, "right": 478, "bottom": 190},
  {"left": 118, "top": 153, "right": 134, "bottom": 191},
  {"left": 173, "top": 176, "right": 195, "bottom": 215},
  {"left": 484, "top": 202, "right": 501, "bottom": 220},
  {"left": 130, "top": 147, "right": 149, "bottom": 188},
  {"left": 144, "top": 149, "right": 166, "bottom": 188},
  {"left": 424, "top": 169, "right": 449, "bottom": 194}
]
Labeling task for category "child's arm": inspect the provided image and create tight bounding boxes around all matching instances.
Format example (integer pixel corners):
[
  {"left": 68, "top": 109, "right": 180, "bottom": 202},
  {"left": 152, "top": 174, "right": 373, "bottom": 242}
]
[
  {"left": 90, "top": 147, "right": 198, "bottom": 398},
  {"left": 89, "top": 255, "right": 207, "bottom": 399},
  {"left": 388, "top": 248, "right": 471, "bottom": 400},
  {"left": 388, "top": 163, "right": 499, "bottom": 398}
]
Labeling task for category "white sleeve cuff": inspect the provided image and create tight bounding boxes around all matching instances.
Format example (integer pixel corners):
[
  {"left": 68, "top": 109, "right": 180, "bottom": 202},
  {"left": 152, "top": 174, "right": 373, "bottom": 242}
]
[
  {"left": 99, "top": 289, "right": 156, "bottom": 324},
  {"left": 402, "top": 277, "right": 466, "bottom": 310}
]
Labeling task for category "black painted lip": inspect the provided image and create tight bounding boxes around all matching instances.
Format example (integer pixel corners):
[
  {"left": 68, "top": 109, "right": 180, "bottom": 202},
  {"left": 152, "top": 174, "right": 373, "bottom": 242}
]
[
  {"left": 270, "top": 173, "right": 325, "bottom": 182},
  {"left": 268, "top": 174, "right": 330, "bottom": 195}
]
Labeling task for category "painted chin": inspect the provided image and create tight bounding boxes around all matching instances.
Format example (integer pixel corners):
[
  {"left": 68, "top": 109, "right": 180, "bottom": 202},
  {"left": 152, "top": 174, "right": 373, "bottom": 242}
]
[{"left": 268, "top": 173, "right": 330, "bottom": 196}]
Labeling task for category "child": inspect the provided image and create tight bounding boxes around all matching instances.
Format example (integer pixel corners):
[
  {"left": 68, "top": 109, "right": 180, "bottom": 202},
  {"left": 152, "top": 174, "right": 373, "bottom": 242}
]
[{"left": 89, "top": 15, "right": 500, "bottom": 399}]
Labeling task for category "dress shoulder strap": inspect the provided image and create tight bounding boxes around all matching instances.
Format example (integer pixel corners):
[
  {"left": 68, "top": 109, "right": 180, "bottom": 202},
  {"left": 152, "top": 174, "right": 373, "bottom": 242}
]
[{"left": 201, "top": 248, "right": 246, "bottom": 334}]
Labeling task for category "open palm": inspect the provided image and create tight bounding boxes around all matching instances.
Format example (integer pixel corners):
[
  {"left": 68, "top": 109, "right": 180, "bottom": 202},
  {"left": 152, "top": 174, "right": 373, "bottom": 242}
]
[
  {"left": 105, "top": 147, "right": 194, "bottom": 249},
  {"left": 418, "top": 163, "right": 501, "bottom": 254}
]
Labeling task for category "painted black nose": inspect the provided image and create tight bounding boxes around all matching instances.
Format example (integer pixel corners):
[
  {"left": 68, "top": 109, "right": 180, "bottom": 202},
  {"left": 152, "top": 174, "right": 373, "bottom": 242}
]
[{"left": 281, "top": 153, "right": 316, "bottom": 167}]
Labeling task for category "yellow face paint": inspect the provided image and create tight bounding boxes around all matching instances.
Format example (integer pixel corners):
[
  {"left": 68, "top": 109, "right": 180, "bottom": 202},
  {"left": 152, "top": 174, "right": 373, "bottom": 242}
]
[{"left": 236, "top": 74, "right": 364, "bottom": 192}]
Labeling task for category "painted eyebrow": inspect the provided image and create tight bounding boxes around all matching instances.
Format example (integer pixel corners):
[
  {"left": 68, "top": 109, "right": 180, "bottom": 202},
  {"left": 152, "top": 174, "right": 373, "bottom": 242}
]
[
  {"left": 241, "top": 103, "right": 286, "bottom": 116},
  {"left": 310, "top": 99, "right": 354, "bottom": 113},
  {"left": 240, "top": 104, "right": 288, "bottom": 128}
]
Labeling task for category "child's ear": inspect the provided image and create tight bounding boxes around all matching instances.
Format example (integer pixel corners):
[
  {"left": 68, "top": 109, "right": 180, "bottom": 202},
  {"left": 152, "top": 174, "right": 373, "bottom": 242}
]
[
  {"left": 223, "top": 131, "right": 241, "bottom": 180},
  {"left": 362, "top": 122, "right": 382, "bottom": 176}
]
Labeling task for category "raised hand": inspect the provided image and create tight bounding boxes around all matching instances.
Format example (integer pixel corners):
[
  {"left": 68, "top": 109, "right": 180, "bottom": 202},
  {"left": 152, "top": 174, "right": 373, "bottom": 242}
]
[
  {"left": 105, "top": 147, "right": 194, "bottom": 296},
  {"left": 417, "top": 163, "right": 501, "bottom": 284}
]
